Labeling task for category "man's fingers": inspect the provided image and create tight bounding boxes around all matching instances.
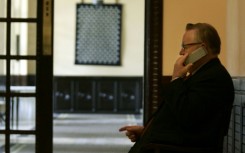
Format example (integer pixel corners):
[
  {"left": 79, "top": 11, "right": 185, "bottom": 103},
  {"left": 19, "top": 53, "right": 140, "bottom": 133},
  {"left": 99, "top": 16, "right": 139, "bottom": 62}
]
[
  {"left": 119, "top": 126, "right": 127, "bottom": 132},
  {"left": 119, "top": 126, "right": 144, "bottom": 142},
  {"left": 126, "top": 132, "right": 137, "bottom": 142},
  {"left": 125, "top": 131, "right": 132, "bottom": 136},
  {"left": 185, "top": 63, "right": 193, "bottom": 70},
  {"left": 179, "top": 53, "right": 189, "bottom": 64},
  {"left": 119, "top": 125, "right": 137, "bottom": 132}
]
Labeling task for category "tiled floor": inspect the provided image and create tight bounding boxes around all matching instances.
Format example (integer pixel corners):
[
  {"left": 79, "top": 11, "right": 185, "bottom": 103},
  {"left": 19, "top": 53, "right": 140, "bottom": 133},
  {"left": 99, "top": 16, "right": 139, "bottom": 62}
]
[
  {"left": 53, "top": 114, "right": 142, "bottom": 153},
  {"left": 5, "top": 113, "right": 142, "bottom": 153}
]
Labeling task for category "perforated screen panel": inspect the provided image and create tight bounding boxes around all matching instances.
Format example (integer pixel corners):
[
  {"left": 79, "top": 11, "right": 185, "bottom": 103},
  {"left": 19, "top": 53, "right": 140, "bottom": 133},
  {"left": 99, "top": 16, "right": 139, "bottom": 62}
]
[{"left": 75, "top": 4, "right": 122, "bottom": 65}]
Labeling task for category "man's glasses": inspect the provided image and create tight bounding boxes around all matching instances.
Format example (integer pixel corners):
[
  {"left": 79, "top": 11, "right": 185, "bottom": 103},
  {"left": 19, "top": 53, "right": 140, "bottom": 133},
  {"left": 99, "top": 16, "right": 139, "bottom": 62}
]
[{"left": 181, "top": 42, "right": 202, "bottom": 50}]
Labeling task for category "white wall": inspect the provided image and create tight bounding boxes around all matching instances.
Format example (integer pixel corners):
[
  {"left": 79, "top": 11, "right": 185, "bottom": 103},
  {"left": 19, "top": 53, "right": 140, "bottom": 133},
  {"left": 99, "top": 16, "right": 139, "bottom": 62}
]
[{"left": 54, "top": 0, "right": 144, "bottom": 76}]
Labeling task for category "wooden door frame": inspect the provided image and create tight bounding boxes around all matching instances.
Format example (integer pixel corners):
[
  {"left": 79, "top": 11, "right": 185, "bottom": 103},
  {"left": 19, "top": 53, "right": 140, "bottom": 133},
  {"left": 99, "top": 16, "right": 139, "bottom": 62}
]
[
  {"left": 144, "top": 0, "right": 163, "bottom": 123},
  {"left": 36, "top": 0, "right": 54, "bottom": 152},
  {"left": 0, "top": 0, "right": 53, "bottom": 152}
]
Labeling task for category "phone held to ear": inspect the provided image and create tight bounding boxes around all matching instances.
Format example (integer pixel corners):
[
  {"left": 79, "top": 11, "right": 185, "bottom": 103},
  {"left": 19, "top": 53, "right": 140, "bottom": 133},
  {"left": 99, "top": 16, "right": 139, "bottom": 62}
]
[{"left": 184, "top": 46, "right": 207, "bottom": 65}]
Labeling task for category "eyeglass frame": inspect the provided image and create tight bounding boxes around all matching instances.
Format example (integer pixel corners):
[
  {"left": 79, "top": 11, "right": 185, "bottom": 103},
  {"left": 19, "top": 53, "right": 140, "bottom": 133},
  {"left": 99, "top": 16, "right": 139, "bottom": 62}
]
[{"left": 181, "top": 42, "right": 203, "bottom": 50}]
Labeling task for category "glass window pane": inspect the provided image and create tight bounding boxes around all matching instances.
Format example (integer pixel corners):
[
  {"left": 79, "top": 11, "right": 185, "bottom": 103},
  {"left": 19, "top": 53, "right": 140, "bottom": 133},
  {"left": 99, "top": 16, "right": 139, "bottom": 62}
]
[
  {"left": 10, "top": 97, "right": 36, "bottom": 130},
  {"left": 10, "top": 135, "right": 35, "bottom": 152},
  {"left": 0, "top": 23, "right": 6, "bottom": 55},
  {"left": 0, "top": 134, "right": 5, "bottom": 151},
  {"left": 0, "top": 60, "right": 6, "bottom": 92},
  {"left": 11, "top": 23, "right": 36, "bottom": 56},
  {"left": 0, "top": 0, "right": 7, "bottom": 18},
  {"left": 0, "top": 97, "right": 5, "bottom": 130},
  {"left": 11, "top": 0, "right": 37, "bottom": 18},
  {"left": 10, "top": 60, "right": 36, "bottom": 88}
]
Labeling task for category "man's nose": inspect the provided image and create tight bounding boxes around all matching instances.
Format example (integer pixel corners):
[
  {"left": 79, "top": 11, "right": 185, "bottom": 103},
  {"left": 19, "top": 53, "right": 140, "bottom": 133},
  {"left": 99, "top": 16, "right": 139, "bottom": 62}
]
[{"left": 179, "top": 48, "right": 185, "bottom": 55}]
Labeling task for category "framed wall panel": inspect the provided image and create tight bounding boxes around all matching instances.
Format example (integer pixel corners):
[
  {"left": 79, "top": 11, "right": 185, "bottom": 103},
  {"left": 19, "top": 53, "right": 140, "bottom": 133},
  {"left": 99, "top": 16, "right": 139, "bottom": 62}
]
[{"left": 75, "top": 4, "right": 122, "bottom": 66}]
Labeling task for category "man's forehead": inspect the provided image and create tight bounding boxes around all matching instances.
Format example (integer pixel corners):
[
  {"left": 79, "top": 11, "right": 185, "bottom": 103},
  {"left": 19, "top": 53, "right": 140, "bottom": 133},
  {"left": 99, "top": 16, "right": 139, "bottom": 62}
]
[{"left": 183, "top": 30, "right": 197, "bottom": 41}]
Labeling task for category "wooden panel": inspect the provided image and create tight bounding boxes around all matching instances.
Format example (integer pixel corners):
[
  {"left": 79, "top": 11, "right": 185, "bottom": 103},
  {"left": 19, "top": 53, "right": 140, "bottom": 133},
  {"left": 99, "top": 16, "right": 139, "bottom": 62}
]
[
  {"left": 118, "top": 79, "right": 141, "bottom": 113},
  {"left": 144, "top": 0, "right": 163, "bottom": 123},
  {"left": 74, "top": 80, "right": 95, "bottom": 112},
  {"left": 53, "top": 77, "right": 142, "bottom": 113},
  {"left": 53, "top": 78, "right": 73, "bottom": 112},
  {"left": 96, "top": 79, "right": 116, "bottom": 112}
]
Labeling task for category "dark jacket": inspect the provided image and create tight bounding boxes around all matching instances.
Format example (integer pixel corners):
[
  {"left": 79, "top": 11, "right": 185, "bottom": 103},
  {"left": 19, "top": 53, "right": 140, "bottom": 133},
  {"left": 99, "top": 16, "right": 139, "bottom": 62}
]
[{"left": 129, "top": 58, "right": 234, "bottom": 153}]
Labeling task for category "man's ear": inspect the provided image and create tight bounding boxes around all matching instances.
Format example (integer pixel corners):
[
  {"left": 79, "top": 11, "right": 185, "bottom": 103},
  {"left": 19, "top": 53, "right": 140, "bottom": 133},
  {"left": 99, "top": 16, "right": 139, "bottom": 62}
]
[
  {"left": 201, "top": 44, "right": 210, "bottom": 53},
  {"left": 201, "top": 43, "right": 207, "bottom": 48}
]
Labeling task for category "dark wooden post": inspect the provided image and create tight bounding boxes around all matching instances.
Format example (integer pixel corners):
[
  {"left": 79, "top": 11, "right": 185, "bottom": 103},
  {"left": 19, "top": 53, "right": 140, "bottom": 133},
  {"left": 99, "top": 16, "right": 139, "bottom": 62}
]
[{"left": 144, "top": 0, "right": 163, "bottom": 124}]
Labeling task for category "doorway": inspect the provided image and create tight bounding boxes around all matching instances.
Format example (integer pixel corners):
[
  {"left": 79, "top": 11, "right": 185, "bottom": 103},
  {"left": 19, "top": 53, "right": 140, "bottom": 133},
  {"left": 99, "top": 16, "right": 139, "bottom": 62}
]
[
  {"left": 0, "top": 0, "right": 53, "bottom": 152},
  {"left": 53, "top": 0, "right": 144, "bottom": 152}
]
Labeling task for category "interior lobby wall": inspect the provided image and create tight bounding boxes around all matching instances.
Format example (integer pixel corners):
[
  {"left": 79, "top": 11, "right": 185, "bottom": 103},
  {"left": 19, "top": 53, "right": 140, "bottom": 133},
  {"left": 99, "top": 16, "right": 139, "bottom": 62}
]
[
  {"left": 226, "top": 0, "right": 245, "bottom": 76},
  {"left": 54, "top": 0, "right": 144, "bottom": 76},
  {"left": 162, "top": 0, "right": 227, "bottom": 76}
]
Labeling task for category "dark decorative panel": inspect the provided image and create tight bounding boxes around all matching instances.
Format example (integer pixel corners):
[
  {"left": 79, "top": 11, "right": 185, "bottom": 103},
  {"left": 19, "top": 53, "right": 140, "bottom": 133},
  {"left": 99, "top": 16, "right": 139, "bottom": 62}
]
[
  {"left": 74, "top": 80, "right": 95, "bottom": 112},
  {"left": 75, "top": 4, "right": 122, "bottom": 65},
  {"left": 96, "top": 80, "right": 116, "bottom": 111},
  {"left": 54, "top": 79, "right": 73, "bottom": 112},
  {"left": 53, "top": 77, "right": 142, "bottom": 113},
  {"left": 118, "top": 80, "right": 141, "bottom": 113}
]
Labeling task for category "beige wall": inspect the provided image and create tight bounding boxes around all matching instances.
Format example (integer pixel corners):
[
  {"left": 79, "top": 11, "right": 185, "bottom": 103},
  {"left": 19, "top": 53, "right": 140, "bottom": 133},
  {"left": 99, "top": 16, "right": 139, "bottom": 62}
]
[
  {"left": 54, "top": 0, "right": 144, "bottom": 76},
  {"left": 163, "top": 0, "right": 227, "bottom": 75},
  {"left": 226, "top": 0, "right": 245, "bottom": 76}
]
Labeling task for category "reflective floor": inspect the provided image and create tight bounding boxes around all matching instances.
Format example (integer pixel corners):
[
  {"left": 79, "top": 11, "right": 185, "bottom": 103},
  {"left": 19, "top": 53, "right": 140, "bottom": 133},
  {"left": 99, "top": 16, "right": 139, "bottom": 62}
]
[
  {"left": 1, "top": 113, "right": 142, "bottom": 153},
  {"left": 54, "top": 113, "right": 142, "bottom": 153}
]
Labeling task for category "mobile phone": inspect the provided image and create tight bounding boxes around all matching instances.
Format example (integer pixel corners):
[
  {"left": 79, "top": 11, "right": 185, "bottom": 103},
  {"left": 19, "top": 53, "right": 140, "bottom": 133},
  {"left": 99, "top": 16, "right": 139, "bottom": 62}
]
[{"left": 184, "top": 47, "right": 207, "bottom": 65}]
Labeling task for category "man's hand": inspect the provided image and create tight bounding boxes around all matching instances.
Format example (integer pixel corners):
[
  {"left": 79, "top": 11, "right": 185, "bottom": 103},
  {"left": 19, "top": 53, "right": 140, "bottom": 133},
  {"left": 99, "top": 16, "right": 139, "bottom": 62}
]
[
  {"left": 119, "top": 125, "right": 144, "bottom": 142},
  {"left": 172, "top": 53, "right": 193, "bottom": 80}
]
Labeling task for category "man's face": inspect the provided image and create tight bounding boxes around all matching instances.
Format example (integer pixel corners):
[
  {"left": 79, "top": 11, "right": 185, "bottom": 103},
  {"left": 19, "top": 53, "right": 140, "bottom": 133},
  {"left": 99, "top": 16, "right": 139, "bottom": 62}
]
[{"left": 179, "top": 29, "right": 203, "bottom": 56}]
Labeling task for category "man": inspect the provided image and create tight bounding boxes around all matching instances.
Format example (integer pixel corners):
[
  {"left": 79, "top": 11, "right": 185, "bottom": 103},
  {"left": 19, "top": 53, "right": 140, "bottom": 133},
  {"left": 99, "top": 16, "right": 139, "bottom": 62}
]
[{"left": 119, "top": 23, "right": 234, "bottom": 153}]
